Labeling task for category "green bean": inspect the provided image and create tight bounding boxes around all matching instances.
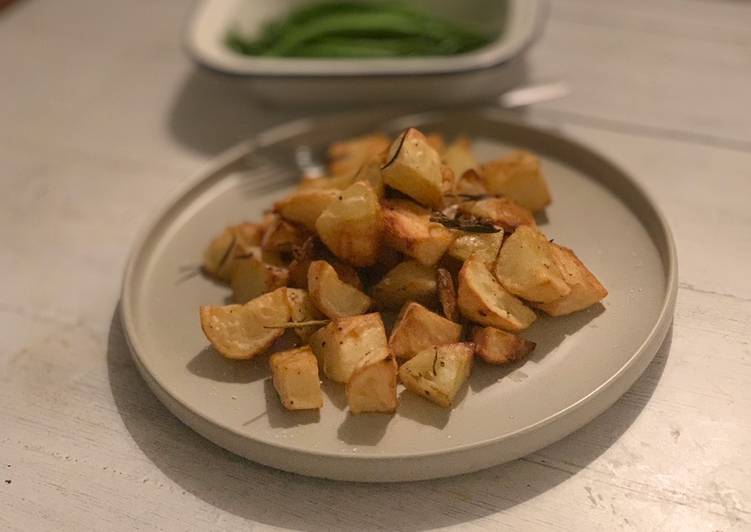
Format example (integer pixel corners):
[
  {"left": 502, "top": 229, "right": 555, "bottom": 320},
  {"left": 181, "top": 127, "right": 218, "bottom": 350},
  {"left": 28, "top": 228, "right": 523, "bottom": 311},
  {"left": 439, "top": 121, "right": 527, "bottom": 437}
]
[{"left": 226, "top": 1, "right": 492, "bottom": 59}]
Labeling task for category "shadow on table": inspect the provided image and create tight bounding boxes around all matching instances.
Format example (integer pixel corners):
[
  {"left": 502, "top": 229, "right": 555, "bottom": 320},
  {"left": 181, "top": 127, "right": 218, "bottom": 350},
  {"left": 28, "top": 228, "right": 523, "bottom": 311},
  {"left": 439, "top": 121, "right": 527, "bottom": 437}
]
[
  {"left": 108, "top": 305, "right": 672, "bottom": 531},
  {"left": 166, "top": 67, "right": 536, "bottom": 158},
  {"left": 166, "top": 70, "right": 297, "bottom": 157}
]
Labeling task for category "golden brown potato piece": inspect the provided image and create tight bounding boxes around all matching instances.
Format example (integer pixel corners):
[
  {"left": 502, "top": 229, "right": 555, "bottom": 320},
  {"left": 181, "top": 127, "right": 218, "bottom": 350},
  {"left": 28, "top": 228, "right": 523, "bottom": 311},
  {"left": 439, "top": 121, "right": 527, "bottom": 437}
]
[
  {"left": 315, "top": 181, "right": 382, "bottom": 267},
  {"left": 425, "top": 132, "right": 446, "bottom": 155},
  {"left": 261, "top": 215, "right": 309, "bottom": 253},
  {"left": 287, "top": 258, "right": 311, "bottom": 289},
  {"left": 447, "top": 230, "right": 504, "bottom": 266},
  {"left": 357, "top": 245, "right": 403, "bottom": 282},
  {"left": 440, "top": 164, "right": 457, "bottom": 196},
  {"left": 287, "top": 236, "right": 318, "bottom": 288},
  {"left": 199, "top": 287, "right": 290, "bottom": 360},
  {"left": 436, "top": 268, "right": 460, "bottom": 322},
  {"left": 307, "top": 326, "right": 327, "bottom": 369},
  {"left": 234, "top": 241, "right": 285, "bottom": 266},
  {"left": 328, "top": 133, "right": 390, "bottom": 178},
  {"left": 269, "top": 346, "right": 323, "bottom": 410},
  {"left": 314, "top": 313, "right": 388, "bottom": 383},
  {"left": 389, "top": 302, "right": 463, "bottom": 360},
  {"left": 298, "top": 174, "right": 355, "bottom": 192},
  {"left": 353, "top": 154, "right": 386, "bottom": 199},
  {"left": 479, "top": 151, "right": 551, "bottom": 212},
  {"left": 454, "top": 169, "right": 489, "bottom": 196},
  {"left": 495, "top": 225, "right": 571, "bottom": 303},
  {"left": 398, "top": 343, "right": 474, "bottom": 408},
  {"left": 230, "top": 251, "right": 289, "bottom": 304},
  {"left": 458, "top": 197, "right": 536, "bottom": 232},
  {"left": 381, "top": 199, "right": 455, "bottom": 266},
  {"left": 274, "top": 189, "right": 339, "bottom": 231},
  {"left": 535, "top": 244, "right": 608, "bottom": 316},
  {"left": 346, "top": 347, "right": 397, "bottom": 414},
  {"left": 284, "top": 288, "right": 325, "bottom": 341},
  {"left": 203, "top": 223, "right": 264, "bottom": 282},
  {"left": 381, "top": 128, "right": 445, "bottom": 209},
  {"left": 370, "top": 259, "right": 437, "bottom": 310},
  {"left": 457, "top": 258, "right": 537, "bottom": 332},
  {"left": 472, "top": 326, "right": 536, "bottom": 365},
  {"left": 330, "top": 261, "right": 364, "bottom": 291},
  {"left": 443, "top": 136, "right": 478, "bottom": 179},
  {"left": 287, "top": 237, "right": 364, "bottom": 290},
  {"left": 307, "top": 260, "right": 372, "bottom": 318}
]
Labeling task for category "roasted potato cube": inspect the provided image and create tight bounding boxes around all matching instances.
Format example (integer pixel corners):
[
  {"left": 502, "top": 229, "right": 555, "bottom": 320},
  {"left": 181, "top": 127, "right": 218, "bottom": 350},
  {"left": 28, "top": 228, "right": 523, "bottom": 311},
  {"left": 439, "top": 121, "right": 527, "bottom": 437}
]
[
  {"left": 287, "top": 236, "right": 318, "bottom": 288},
  {"left": 307, "top": 326, "right": 326, "bottom": 369},
  {"left": 199, "top": 287, "right": 290, "bottom": 360},
  {"left": 203, "top": 223, "right": 263, "bottom": 282},
  {"left": 315, "top": 313, "right": 388, "bottom": 383},
  {"left": 472, "top": 326, "right": 536, "bottom": 365},
  {"left": 370, "top": 259, "right": 437, "bottom": 310},
  {"left": 258, "top": 212, "right": 277, "bottom": 234},
  {"left": 353, "top": 154, "right": 385, "bottom": 199},
  {"left": 357, "top": 245, "right": 403, "bottom": 282},
  {"left": 447, "top": 230, "right": 504, "bottom": 266},
  {"left": 381, "top": 199, "right": 455, "bottom": 266},
  {"left": 346, "top": 347, "right": 397, "bottom": 414},
  {"left": 479, "top": 151, "right": 552, "bottom": 212},
  {"left": 203, "top": 231, "right": 242, "bottom": 282},
  {"left": 535, "top": 244, "right": 608, "bottom": 316},
  {"left": 261, "top": 215, "right": 308, "bottom": 253},
  {"left": 495, "top": 225, "right": 570, "bottom": 303},
  {"left": 381, "top": 128, "right": 444, "bottom": 209},
  {"left": 389, "top": 302, "right": 463, "bottom": 360},
  {"left": 288, "top": 257, "right": 311, "bottom": 289},
  {"left": 457, "top": 258, "right": 536, "bottom": 332},
  {"left": 443, "top": 136, "right": 478, "bottom": 179},
  {"left": 315, "top": 181, "right": 382, "bottom": 267},
  {"left": 454, "top": 169, "right": 489, "bottom": 196},
  {"left": 298, "top": 174, "right": 355, "bottom": 192},
  {"left": 274, "top": 189, "right": 339, "bottom": 231},
  {"left": 230, "top": 251, "right": 289, "bottom": 304},
  {"left": 328, "top": 133, "right": 390, "bottom": 178},
  {"left": 308, "top": 260, "right": 372, "bottom": 318},
  {"left": 269, "top": 347, "right": 323, "bottom": 410},
  {"left": 436, "top": 268, "right": 460, "bottom": 322},
  {"left": 287, "top": 237, "right": 364, "bottom": 290},
  {"left": 330, "top": 260, "right": 364, "bottom": 291},
  {"left": 458, "top": 197, "right": 536, "bottom": 232},
  {"left": 234, "top": 241, "right": 285, "bottom": 266},
  {"left": 285, "top": 288, "right": 325, "bottom": 341},
  {"left": 440, "top": 164, "right": 457, "bottom": 195},
  {"left": 425, "top": 132, "right": 446, "bottom": 155},
  {"left": 398, "top": 343, "right": 474, "bottom": 408}
]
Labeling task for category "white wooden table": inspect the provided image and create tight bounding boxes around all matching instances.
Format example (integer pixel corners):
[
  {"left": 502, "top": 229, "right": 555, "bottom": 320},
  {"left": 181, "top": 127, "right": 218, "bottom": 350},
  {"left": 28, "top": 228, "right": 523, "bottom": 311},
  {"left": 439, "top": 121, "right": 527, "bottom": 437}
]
[{"left": 1, "top": 1, "right": 750, "bottom": 530}]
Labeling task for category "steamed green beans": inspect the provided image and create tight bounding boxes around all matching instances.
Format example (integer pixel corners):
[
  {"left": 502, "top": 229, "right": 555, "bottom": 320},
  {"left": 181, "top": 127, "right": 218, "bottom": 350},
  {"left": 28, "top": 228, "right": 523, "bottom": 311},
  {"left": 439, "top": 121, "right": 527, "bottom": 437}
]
[{"left": 227, "top": 2, "right": 493, "bottom": 58}]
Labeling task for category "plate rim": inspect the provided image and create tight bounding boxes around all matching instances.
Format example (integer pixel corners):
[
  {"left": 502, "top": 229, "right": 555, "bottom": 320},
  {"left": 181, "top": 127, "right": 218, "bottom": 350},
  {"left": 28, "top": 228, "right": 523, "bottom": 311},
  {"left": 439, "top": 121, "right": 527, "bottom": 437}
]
[{"left": 120, "top": 109, "right": 677, "bottom": 472}]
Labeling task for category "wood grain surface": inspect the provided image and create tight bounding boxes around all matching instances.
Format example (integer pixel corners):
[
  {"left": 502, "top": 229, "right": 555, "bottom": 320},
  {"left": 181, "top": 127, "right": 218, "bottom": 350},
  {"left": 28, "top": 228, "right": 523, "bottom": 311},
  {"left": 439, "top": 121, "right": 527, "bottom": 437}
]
[{"left": 1, "top": 0, "right": 749, "bottom": 530}]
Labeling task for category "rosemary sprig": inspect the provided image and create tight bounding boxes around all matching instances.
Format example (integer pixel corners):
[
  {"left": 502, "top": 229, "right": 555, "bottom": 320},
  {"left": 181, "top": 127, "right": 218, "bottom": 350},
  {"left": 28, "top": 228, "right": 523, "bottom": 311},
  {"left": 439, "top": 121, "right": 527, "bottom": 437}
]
[
  {"left": 430, "top": 211, "right": 500, "bottom": 233},
  {"left": 217, "top": 235, "right": 237, "bottom": 271},
  {"left": 381, "top": 130, "right": 406, "bottom": 170}
]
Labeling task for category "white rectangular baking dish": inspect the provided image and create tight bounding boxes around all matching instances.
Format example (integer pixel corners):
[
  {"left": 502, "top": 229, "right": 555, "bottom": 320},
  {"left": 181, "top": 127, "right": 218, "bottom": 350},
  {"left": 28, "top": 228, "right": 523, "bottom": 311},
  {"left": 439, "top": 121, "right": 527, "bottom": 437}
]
[{"left": 185, "top": 0, "right": 548, "bottom": 105}]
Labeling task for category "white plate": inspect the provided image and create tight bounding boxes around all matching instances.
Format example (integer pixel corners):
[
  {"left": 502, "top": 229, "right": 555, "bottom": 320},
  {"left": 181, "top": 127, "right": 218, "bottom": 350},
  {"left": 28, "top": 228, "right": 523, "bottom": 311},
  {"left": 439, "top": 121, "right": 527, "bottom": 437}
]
[{"left": 121, "top": 109, "right": 677, "bottom": 482}]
